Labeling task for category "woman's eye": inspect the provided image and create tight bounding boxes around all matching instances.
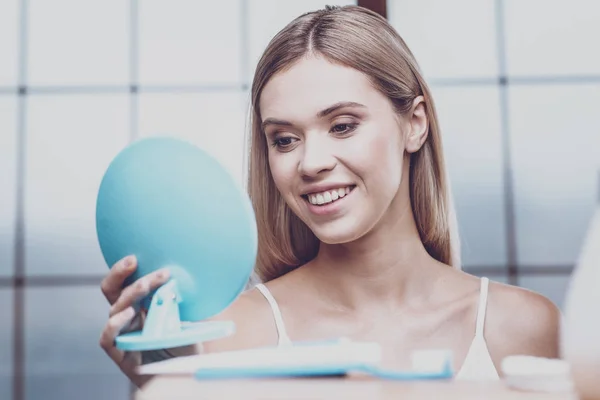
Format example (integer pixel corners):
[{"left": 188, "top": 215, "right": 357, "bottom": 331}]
[
  {"left": 273, "top": 137, "right": 297, "bottom": 149},
  {"left": 331, "top": 123, "right": 357, "bottom": 135}
]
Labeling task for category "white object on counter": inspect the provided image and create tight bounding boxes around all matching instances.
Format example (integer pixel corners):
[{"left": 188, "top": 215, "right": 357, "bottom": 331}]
[{"left": 501, "top": 355, "right": 573, "bottom": 393}]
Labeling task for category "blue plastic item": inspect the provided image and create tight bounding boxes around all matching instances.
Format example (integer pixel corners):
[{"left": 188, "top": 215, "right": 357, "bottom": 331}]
[
  {"left": 194, "top": 360, "right": 454, "bottom": 381},
  {"left": 95, "top": 136, "right": 257, "bottom": 351}
]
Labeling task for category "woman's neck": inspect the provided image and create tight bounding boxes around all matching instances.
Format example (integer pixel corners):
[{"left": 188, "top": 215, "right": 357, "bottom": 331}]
[{"left": 305, "top": 195, "right": 443, "bottom": 313}]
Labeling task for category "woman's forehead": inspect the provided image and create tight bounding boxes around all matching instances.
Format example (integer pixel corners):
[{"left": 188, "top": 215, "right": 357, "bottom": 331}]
[{"left": 259, "top": 56, "right": 380, "bottom": 120}]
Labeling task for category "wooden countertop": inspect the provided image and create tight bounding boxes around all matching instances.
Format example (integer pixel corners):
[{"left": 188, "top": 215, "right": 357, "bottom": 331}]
[{"left": 135, "top": 375, "right": 578, "bottom": 400}]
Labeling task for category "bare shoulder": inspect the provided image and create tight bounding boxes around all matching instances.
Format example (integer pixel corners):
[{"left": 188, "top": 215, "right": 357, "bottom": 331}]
[
  {"left": 201, "top": 284, "right": 278, "bottom": 353},
  {"left": 485, "top": 280, "right": 562, "bottom": 360}
]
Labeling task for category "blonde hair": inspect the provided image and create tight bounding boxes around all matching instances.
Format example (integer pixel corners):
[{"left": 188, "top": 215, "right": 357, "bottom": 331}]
[{"left": 247, "top": 5, "right": 461, "bottom": 283}]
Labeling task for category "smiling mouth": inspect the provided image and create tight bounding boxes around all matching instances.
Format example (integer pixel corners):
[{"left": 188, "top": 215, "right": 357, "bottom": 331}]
[{"left": 301, "top": 185, "right": 356, "bottom": 206}]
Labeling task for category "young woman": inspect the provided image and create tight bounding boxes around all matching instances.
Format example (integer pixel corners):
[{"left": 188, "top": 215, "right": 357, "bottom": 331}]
[{"left": 99, "top": 5, "right": 560, "bottom": 388}]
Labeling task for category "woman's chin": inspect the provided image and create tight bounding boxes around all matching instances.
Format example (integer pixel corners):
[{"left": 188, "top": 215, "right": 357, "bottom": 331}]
[{"left": 309, "top": 221, "right": 365, "bottom": 245}]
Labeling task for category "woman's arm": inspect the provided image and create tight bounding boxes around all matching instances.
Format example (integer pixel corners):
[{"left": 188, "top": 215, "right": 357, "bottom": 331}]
[{"left": 485, "top": 282, "right": 562, "bottom": 372}]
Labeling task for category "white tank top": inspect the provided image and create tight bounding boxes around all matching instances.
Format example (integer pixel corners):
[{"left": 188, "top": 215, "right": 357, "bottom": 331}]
[{"left": 255, "top": 277, "right": 499, "bottom": 381}]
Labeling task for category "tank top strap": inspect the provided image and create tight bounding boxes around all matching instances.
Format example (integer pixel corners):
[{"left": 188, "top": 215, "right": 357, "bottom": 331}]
[
  {"left": 255, "top": 283, "right": 292, "bottom": 345},
  {"left": 475, "top": 277, "right": 490, "bottom": 337}
]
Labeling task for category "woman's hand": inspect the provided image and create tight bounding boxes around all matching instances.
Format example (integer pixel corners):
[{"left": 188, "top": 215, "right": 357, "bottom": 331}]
[{"left": 99, "top": 255, "right": 170, "bottom": 387}]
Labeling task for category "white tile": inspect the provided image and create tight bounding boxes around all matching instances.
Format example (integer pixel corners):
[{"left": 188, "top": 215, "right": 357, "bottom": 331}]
[
  {"left": 25, "top": 94, "right": 130, "bottom": 276},
  {"left": 0, "top": 289, "right": 13, "bottom": 400},
  {"left": 139, "top": 0, "right": 242, "bottom": 86},
  {"left": 505, "top": 0, "right": 600, "bottom": 76},
  {"left": 388, "top": 0, "right": 498, "bottom": 80},
  {"left": 27, "top": 0, "right": 129, "bottom": 86},
  {"left": 247, "top": 0, "right": 356, "bottom": 83},
  {"left": 432, "top": 86, "right": 507, "bottom": 267},
  {"left": 138, "top": 92, "right": 249, "bottom": 188},
  {"left": 25, "top": 287, "right": 130, "bottom": 400},
  {"left": 509, "top": 85, "right": 600, "bottom": 266},
  {"left": 0, "top": 0, "right": 19, "bottom": 86},
  {"left": 519, "top": 275, "right": 572, "bottom": 310},
  {"left": 0, "top": 96, "right": 17, "bottom": 276}
]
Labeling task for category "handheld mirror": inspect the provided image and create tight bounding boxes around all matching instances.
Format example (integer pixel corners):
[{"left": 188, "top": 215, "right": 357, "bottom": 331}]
[{"left": 95, "top": 136, "right": 257, "bottom": 351}]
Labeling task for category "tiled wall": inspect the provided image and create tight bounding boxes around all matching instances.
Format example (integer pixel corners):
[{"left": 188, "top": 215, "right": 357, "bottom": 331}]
[
  {"left": 388, "top": 0, "right": 600, "bottom": 305},
  {"left": 0, "top": 1, "right": 598, "bottom": 399}
]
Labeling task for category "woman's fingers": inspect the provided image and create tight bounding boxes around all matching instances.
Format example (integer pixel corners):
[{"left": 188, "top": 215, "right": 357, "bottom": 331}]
[
  {"left": 109, "top": 268, "right": 170, "bottom": 317},
  {"left": 99, "top": 306, "right": 136, "bottom": 365},
  {"left": 101, "top": 255, "right": 138, "bottom": 305}
]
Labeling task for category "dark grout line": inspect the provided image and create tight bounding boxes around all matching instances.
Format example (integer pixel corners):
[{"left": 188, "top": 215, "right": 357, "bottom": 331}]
[
  {"left": 0, "top": 275, "right": 105, "bottom": 288},
  {"left": 130, "top": 0, "right": 139, "bottom": 88},
  {"left": 240, "top": 0, "right": 250, "bottom": 88},
  {"left": 17, "top": 3, "right": 28, "bottom": 87},
  {"left": 19, "top": 84, "right": 247, "bottom": 94},
  {"left": 463, "top": 265, "right": 573, "bottom": 276},
  {"left": 13, "top": 287, "right": 23, "bottom": 400},
  {"left": 13, "top": 95, "right": 26, "bottom": 280},
  {"left": 13, "top": 0, "right": 28, "bottom": 397},
  {"left": 494, "top": 0, "right": 518, "bottom": 286},
  {"left": 500, "top": 82, "right": 518, "bottom": 286},
  {"left": 129, "top": 0, "right": 139, "bottom": 144},
  {"left": 429, "top": 77, "right": 500, "bottom": 87},
  {"left": 1, "top": 75, "right": 599, "bottom": 96},
  {"left": 26, "top": 86, "right": 131, "bottom": 94},
  {"left": 137, "top": 84, "right": 247, "bottom": 93},
  {"left": 128, "top": 2, "right": 139, "bottom": 397},
  {"left": 429, "top": 75, "right": 600, "bottom": 88},
  {"left": 509, "top": 75, "right": 600, "bottom": 85}
]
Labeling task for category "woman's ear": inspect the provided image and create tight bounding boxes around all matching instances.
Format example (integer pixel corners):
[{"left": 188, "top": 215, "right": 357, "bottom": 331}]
[{"left": 405, "top": 96, "right": 428, "bottom": 154}]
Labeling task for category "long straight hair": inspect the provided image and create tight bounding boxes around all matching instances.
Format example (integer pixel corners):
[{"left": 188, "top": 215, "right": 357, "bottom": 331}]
[{"left": 246, "top": 5, "right": 461, "bottom": 283}]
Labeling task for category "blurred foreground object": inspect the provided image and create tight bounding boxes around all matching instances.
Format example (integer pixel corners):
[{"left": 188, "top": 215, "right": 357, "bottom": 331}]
[
  {"left": 562, "top": 201, "right": 600, "bottom": 400},
  {"left": 501, "top": 355, "right": 573, "bottom": 393}
]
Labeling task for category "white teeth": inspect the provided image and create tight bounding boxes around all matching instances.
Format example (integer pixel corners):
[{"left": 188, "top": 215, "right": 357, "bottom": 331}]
[{"left": 306, "top": 186, "right": 353, "bottom": 206}]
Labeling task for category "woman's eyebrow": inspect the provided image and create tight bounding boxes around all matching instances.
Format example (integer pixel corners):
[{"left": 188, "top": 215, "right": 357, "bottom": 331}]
[
  {"left": 261, "top": 101, "right": 367, "bottom": 131},
  {"left": 261, "top": 118, "right": 293, "bottom": 132},
  {"left": 317, "top": 101, "right": 367, "bottom": 118}
]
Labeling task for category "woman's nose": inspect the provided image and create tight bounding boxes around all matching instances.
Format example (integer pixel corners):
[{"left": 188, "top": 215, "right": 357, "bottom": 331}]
[{"left": 297, "top": 136, "right": 337, "bottom": 177}]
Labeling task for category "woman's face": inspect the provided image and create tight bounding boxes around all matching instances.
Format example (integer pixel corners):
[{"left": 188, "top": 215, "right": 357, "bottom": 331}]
[{"left": 259, "top": 55, "right": 427, "bottom": 244}]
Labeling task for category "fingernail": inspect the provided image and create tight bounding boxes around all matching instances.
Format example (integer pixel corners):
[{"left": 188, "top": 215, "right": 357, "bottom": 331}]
[
  {"left": 123, "top": 256, "right": 135, "bottom": 269},
  {"left": 158, "top": 269, "right": 170, "bottom": 279}
]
